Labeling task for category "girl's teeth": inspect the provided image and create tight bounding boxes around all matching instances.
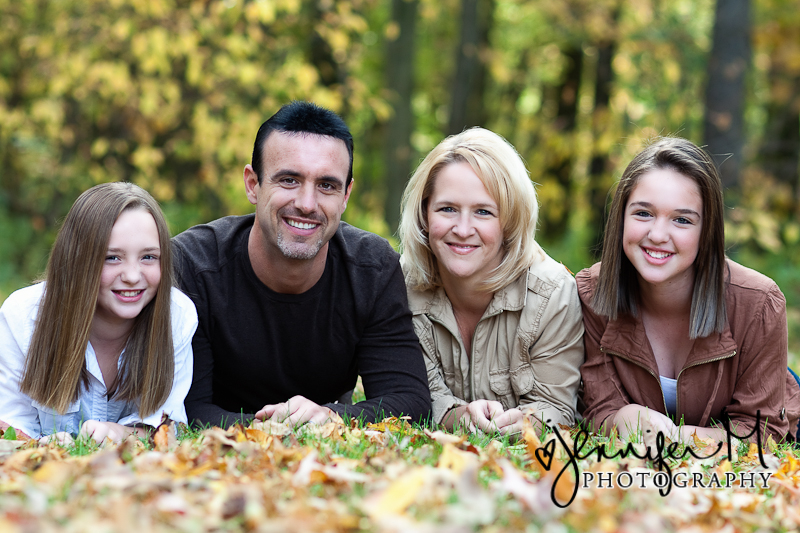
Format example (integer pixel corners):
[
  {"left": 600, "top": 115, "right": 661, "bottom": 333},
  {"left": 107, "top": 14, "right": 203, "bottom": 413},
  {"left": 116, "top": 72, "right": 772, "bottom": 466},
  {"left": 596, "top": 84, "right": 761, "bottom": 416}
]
[{"left": 646, "top": 250, "right": 671, "bottom": 259}]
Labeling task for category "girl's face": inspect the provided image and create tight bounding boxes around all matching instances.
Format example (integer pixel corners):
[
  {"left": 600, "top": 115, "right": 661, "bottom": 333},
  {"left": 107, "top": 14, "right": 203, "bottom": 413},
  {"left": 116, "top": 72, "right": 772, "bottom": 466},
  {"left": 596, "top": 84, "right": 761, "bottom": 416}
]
[
  {"left": 622, "top": 168, "right": 703, "bottom": 292},
  {"left": 426, "top": 162, "right": 504, "bottom": 288},
  {"left": 94, "top": 208, "right": 162, "bottom": 330}
]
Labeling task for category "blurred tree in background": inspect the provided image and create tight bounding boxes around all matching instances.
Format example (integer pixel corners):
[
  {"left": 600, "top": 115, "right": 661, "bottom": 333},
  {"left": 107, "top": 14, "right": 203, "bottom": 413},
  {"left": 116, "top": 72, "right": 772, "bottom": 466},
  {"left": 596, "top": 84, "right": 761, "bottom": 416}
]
[{"left": 1, "top": 0, "right": 799, "bottom": 339}]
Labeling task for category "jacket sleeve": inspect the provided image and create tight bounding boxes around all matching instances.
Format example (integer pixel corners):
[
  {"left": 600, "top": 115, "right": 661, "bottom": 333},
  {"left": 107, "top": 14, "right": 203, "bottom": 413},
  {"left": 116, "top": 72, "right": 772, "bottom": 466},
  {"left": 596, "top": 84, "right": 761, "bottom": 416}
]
[
  {"left": 577, "top": 270, "right": 632, "bottom": 433},
  {"left": 517, "top": 271, "right": 584, "bottom": 427},
  {"left": 0, "top": 289, "right": 42, "bottom": 439},
  {"left": 724, "top": 283, "right": 792, "bottom": 441},
  {"left": 326, "top": 260, "right": 432, "bottom": 424}
]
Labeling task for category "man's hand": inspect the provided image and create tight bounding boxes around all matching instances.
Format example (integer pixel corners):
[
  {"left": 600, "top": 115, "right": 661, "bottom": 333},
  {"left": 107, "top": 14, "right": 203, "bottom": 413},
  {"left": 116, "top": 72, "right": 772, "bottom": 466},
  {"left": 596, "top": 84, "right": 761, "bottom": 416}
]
[
  {"left": 255, "top": 395, "right": 338, "bottom": 426},
  {"left": 79, "top": 420, "right": 143, "bottom": 445}
]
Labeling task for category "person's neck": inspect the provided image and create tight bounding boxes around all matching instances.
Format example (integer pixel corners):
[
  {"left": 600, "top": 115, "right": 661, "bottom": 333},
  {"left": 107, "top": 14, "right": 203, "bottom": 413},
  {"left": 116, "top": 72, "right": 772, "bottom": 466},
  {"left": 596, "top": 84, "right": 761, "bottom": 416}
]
[
  {"left": 637, "top": 276, "right": 694, "bottom": 319},
  {"left": 248, "top": 230, "right": 328, "bottom": 294},
  {"left": 440, "top": 274, "right": 494, "bottom": 320},
  {"left": 89, "top": 316, "right": 133, "bottom": 360}
]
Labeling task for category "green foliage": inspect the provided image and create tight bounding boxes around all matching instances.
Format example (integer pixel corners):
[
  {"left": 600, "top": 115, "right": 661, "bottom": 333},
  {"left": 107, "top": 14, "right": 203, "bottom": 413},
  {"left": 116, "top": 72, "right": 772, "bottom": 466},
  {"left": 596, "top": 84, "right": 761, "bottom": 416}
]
[{"left": 0, "top": 0, "right": 798, "bottom": 317}]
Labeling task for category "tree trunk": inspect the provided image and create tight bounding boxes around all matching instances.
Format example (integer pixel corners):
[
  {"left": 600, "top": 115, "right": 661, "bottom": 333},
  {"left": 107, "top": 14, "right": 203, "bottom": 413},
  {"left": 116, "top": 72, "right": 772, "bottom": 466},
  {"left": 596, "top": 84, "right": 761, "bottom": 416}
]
[
  {"left": 382, "top": 0, "right": 418, "bottom": 234},
  {"left": 703, "top": 0, "right": 751, "bottom": 190},
  {"left": 447, "top": 0, "right": 494, "bottom": 135},
  {"left": 588, "top": 38, "right": 616, "bottom": 258},
  {"left": 541, "top": 46, "right": 583, "bottom": 239},
  {"left": 758, "top": 73, "right": 800, "bottom": 207}
]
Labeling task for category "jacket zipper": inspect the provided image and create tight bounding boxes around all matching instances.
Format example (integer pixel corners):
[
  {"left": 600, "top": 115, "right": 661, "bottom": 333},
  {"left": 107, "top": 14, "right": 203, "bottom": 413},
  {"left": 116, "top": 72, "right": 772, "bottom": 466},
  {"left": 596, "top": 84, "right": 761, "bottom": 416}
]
[
  {"left": 674, "top": 351, "right": 736, "bottom": 418},
  {"left": 601, "top": 347, "right": 737, "bottom": 416},
  {"left": 601, "top": 347, "right": 668, "bottom": 414}
]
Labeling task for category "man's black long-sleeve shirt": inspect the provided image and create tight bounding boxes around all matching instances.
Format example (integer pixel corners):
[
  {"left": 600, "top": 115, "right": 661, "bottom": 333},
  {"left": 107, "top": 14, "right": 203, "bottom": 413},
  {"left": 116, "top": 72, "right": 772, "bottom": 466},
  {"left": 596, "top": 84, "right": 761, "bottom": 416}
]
[{"left": 172, "top": 215, "right": 431, "bottom": 427}]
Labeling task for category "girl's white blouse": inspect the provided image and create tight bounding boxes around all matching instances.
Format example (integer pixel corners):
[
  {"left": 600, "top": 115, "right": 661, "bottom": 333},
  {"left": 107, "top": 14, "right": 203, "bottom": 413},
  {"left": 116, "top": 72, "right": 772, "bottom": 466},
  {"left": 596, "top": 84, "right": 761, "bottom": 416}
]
[{"left": 0, "top": 283, "right": 198, "bottom": 438}]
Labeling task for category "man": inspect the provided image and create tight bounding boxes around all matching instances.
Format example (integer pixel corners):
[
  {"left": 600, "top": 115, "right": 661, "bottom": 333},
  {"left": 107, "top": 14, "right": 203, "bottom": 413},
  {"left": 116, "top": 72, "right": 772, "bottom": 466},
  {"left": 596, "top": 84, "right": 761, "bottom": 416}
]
[{"left": 173, "top": 101, "right": 431, "bottom": 428}]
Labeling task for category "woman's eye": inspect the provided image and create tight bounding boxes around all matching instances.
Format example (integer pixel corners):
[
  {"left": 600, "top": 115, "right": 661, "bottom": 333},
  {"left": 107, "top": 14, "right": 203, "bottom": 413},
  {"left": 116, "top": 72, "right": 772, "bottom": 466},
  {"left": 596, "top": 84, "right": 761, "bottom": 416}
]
[
  {"left": 439, "top": 207, "right": 456, "bottom": 213},
  {"left": 476, "top": 209, "right": 493, "bottom": 216}
]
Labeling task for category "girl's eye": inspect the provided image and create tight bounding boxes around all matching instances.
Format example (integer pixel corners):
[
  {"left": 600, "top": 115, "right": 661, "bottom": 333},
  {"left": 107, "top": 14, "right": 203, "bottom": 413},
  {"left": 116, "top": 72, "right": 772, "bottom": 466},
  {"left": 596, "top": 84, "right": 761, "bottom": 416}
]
[
  {"left": 143, "top": 254, "right": 159, "bottom": 261},
  {"left": 675, "top": 217, "right": 691, "bottom": 225},
  {"left": 633, "top": 210, "right": 651, "bottom": 218},
  {"left": 105, "top": 255, "right": 120, "bottom": 262}
]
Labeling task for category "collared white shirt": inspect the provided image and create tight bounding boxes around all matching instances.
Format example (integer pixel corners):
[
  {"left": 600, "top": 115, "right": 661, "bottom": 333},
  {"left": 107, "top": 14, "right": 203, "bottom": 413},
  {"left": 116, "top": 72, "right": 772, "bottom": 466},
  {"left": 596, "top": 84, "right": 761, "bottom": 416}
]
[{"left": 0, "top": 283, "right": 197, "bottom": 438}]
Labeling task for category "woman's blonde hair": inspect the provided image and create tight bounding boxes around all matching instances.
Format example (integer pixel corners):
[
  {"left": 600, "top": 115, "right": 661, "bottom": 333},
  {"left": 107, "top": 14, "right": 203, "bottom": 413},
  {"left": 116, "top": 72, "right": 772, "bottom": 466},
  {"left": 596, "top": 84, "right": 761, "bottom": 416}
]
[
  {"left": 21, "top": 182, "right": 175, "bottom": 416},
  {"left": 399, "top": 127, "right": 543, "bottom": 292}
]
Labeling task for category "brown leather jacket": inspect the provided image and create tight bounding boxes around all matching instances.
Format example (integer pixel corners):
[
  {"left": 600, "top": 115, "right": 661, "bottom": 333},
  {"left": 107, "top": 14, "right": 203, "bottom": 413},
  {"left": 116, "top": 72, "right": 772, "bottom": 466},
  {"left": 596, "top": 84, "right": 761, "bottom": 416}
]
[{"left": 578, "top": 259, "right": 800, "bottom": 441}]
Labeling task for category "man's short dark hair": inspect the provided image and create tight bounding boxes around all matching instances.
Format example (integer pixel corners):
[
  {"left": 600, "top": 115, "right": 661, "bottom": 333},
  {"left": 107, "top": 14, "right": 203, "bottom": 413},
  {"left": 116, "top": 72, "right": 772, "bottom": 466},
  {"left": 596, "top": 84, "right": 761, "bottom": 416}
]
[{"left": 251, "top": 101, "right": 354, "bottom": 187}]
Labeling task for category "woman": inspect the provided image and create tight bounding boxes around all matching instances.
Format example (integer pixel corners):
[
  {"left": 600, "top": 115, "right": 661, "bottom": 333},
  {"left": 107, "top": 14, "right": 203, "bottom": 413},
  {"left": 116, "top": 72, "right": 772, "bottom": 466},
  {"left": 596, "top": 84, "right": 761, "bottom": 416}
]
[
  {"left": 579, "top": 137, "right": 800, "bottom": 443},
  {"left": 0, "top": 182, "right": 197, "bottom": 443},
  {"left": 399, "top": 127, "right": 584, "bottom": 436}
]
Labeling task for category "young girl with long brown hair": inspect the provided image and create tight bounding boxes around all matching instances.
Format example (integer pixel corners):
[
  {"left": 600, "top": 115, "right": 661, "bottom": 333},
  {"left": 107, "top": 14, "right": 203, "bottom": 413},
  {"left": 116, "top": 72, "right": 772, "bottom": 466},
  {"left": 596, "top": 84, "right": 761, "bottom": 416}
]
[
  {"left": 580, "top": 137, "right": 800, "bottom": 443},
  {"left": 0, "top": 182, "right": 197, "bottom": 443}
]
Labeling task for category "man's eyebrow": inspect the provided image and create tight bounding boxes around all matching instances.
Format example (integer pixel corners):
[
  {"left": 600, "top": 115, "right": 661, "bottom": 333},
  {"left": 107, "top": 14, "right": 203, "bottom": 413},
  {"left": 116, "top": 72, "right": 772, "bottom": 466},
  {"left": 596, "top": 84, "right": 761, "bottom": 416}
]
[{"left": 268, "top": 169, "right": 302, "bottom": 181}]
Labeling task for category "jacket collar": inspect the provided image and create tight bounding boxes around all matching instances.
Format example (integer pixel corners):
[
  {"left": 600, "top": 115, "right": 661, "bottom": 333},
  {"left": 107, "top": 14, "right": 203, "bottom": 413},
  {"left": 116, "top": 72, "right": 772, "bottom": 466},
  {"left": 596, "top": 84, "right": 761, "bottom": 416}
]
[
  {"left": 601, "top": 312, "right": 738, "bottom": 372},
  {"left": 407, "top": 270, "right": 529, "bottom": 324}
]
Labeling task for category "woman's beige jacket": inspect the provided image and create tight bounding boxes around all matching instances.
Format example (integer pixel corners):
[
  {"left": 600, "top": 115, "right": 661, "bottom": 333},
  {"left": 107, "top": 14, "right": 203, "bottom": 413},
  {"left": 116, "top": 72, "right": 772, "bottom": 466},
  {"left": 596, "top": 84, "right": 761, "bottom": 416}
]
[{"left": 404, "top": 254, "right": 585, "bottom": 426}]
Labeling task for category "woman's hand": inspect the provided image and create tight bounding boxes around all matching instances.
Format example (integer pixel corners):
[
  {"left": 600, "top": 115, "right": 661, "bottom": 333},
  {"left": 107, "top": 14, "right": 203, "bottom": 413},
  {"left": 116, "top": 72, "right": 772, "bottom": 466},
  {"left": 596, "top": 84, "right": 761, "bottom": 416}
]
[
  {"left": 79, "top": 420, "right": 144, "bottom": 445},
  {"left": 446, "top": 400, "right": 523, "bottom": 436}
]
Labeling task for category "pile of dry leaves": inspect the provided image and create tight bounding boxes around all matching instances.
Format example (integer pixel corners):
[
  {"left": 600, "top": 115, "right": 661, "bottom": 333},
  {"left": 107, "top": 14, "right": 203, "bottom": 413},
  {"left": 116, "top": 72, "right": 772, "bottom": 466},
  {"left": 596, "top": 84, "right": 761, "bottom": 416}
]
[{"left": 1, "top": 418, "right": 800, "bottom": 532}]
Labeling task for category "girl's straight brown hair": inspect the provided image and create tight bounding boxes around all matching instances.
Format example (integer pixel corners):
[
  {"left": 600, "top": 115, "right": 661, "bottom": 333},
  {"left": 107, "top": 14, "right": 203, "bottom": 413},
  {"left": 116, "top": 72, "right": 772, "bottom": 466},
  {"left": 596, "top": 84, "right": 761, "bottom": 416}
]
[
  {"left": 592, "top": 137, "right": 727, "bottom": 339},
  {"left": 21, "top": 182, "right": 174, "bottom": 416}
]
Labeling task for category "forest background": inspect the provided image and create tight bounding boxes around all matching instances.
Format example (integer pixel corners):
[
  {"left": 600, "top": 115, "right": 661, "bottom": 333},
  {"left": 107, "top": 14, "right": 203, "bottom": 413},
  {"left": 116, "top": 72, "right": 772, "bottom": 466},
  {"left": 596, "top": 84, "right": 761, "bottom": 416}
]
[{"left": 1, "top": 0, "right": 798, "bottom": 359}]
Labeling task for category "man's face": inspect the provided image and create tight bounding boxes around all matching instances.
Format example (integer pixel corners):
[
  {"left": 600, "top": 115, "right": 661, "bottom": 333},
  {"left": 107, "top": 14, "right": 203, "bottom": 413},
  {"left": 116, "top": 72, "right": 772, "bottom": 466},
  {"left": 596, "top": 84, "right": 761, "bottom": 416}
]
[{"left": 245, "top": 131, "right": 352, "bottom": 262}]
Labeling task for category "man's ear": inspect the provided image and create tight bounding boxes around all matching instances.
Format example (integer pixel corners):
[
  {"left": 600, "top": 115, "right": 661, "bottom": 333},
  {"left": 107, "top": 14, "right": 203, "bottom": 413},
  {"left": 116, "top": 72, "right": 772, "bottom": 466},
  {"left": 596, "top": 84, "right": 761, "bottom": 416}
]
[
  {"left": 342, "top": 179, "right": 354, "bottom": 210},
  {"left": 244, "top": 164, "right": 259, "bottom": 205}
]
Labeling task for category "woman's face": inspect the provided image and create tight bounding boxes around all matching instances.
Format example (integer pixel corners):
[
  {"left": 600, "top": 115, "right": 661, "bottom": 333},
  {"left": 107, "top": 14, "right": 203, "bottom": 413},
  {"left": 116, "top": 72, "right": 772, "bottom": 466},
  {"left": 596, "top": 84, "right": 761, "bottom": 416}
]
[
  {"left": 622, "top": 168, "right": 703, "bottom": 292},
  {"left": 426, "top": 162, "right": 504, "bottom": 288},
  {"left": 94, "top": 208, "right": 162, "bottom": 330}
]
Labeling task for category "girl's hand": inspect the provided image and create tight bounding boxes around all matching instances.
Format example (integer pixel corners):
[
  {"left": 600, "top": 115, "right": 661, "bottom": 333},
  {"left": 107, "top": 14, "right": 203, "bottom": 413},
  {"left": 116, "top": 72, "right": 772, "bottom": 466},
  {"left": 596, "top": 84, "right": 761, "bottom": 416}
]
[
  {"left": 38, "top": 431, "right": 75, "bottom": 446},
  {"left": 613, "top": 404, "right": 679, "bottom": 442},
  {"left": 79, "top": 420, "right": 142, "bottom": 445}
]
